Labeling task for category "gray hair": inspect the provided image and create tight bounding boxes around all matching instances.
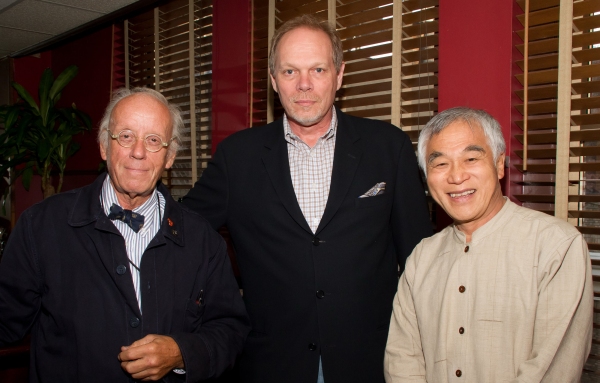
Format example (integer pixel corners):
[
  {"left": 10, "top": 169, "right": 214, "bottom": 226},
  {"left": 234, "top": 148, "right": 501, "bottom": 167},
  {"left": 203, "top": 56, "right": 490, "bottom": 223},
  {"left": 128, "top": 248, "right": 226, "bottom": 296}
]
[
  {"left": 97, "top": 87, "right": 183, "bottom": 156},
  {"left": 268, "top": 14, "right": 344, "bottom": 75},
  {"left": 417, "top": 107, "right": 506, "bottom": 175}
]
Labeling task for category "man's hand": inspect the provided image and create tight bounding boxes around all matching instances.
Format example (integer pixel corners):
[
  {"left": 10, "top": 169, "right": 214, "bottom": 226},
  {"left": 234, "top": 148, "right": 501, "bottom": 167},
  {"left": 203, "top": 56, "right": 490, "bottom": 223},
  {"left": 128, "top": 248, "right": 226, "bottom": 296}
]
[{"left": 118, "top": 334, "right": 184, "bottom": 381}]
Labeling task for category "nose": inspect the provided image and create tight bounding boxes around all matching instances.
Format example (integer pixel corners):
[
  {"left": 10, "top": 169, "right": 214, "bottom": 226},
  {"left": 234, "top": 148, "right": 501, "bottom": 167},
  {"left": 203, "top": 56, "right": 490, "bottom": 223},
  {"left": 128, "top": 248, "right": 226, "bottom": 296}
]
[
  {"left": 130, "top": 137, "right": 146, "bottom": 159},
  {"left": 297, "top": 71, "right": 312, "bottom": 92},
  {"left": 447, "top": 162, "right": 468, "bottom": 184}
]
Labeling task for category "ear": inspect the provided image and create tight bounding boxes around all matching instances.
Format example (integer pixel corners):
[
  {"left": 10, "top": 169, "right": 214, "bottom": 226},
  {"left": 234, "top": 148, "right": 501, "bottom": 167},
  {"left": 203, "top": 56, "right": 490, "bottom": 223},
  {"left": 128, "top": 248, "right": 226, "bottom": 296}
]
[
  {"left": 100, "top": 142, "right": 108, "bottom": 161},
  {"left": 165, "top": 151, "right": 176, "bottom": 170},
  {"left": 496, "top": 153, "right": 505, "bottom": 180},
  {"left": 270, "top": 71, "right": 278, "bottom": 93},
  {"left": 336, "top": 62, "right": 345, "bottom": 91}
]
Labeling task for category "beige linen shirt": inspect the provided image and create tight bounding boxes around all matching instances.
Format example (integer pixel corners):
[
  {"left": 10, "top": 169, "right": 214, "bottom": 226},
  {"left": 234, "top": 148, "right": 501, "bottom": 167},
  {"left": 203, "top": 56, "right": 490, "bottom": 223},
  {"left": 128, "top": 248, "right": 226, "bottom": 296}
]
[{"left": 384, "top": 199, "right": 593, "bottom": 383}]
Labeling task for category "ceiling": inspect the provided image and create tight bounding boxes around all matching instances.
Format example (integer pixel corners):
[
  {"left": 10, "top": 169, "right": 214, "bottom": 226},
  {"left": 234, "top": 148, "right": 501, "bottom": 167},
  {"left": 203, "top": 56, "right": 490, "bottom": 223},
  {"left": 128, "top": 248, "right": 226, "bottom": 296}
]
[{"left": 0, "top": 0, "right": 141, "bottom": 59}]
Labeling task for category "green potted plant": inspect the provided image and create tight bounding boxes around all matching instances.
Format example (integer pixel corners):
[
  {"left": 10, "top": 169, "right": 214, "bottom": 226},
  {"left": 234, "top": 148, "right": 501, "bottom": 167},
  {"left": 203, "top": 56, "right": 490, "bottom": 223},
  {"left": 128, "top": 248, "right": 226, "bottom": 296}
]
[{"left": 0, "top": 65, "right": 91, "bottom": 205}]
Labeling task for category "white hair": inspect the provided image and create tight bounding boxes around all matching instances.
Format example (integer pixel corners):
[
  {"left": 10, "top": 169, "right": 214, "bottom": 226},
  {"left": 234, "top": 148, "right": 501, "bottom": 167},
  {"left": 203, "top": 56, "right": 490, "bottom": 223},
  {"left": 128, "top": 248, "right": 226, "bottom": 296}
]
[{"left": 417, "top": 107, "right": 506, "bottom": 175}]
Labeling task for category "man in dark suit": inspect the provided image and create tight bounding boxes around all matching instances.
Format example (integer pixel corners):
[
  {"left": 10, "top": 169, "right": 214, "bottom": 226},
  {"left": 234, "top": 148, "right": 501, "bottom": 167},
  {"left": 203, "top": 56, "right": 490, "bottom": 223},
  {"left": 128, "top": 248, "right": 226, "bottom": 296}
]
[
  {"left": 0, "top": 88, "right": 249, "bottom": 382},
  {"left": 182, "top": 14, "right": 432, "bottom": 383}
]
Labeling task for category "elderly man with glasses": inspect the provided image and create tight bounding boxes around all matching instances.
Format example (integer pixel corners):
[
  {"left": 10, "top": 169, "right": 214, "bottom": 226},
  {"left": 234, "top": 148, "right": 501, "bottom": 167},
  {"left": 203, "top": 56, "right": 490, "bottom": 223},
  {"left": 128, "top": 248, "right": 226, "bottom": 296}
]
[{"left": 0, "top": 87, "right": 250, "bottom": 383}]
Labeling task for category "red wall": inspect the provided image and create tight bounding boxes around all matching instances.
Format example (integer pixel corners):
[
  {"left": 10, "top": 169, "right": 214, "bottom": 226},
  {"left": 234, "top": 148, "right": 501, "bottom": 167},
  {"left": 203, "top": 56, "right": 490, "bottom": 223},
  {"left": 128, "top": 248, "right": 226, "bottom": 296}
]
[
  {"left": 11, "top": 27, "right": 113, "bottom": 221},
  {"left": 438, "top": 0, "right": 516, "bottom": 196},
  {"left": 210, "top": 0, "right": 251, "bottom": 153}
]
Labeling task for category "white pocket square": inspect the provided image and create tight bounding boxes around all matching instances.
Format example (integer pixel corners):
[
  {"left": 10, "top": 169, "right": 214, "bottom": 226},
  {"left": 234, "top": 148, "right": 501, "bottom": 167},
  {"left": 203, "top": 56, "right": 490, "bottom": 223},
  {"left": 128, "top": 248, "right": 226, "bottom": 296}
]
[{"left": 359, "top": 182, "right": 386, "bottom": 198}]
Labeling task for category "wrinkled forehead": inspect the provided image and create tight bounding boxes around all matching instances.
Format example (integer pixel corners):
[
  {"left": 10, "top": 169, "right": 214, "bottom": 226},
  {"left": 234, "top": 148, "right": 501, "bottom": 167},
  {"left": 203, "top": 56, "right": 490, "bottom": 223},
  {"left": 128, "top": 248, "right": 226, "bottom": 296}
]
[{"left": 432, "top": 118, "right": 486, "bottom": 141}]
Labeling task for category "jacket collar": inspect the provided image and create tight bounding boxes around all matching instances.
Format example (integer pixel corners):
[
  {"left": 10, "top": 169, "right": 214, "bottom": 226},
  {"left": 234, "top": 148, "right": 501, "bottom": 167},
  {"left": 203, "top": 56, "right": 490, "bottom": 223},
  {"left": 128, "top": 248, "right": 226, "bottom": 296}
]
[
  {"left": 67, "top": 173, "right": 184, "bottom": 247},
  {"left": 261, "top": 107, "right": 363, "bottom": 235}
]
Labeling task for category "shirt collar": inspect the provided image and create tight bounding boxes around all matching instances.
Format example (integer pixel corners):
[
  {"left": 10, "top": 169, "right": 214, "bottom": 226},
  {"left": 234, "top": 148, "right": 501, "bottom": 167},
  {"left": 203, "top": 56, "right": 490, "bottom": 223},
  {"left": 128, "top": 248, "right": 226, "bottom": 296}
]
[
  {"left": 283, "top": 106, "right": 337, "bottom": 145},
  {"left": 451, "top": 197, "right": 515, "bottom": 244},
  {"left": 101, "top": 174, "right": 159, "bottom": 221}
]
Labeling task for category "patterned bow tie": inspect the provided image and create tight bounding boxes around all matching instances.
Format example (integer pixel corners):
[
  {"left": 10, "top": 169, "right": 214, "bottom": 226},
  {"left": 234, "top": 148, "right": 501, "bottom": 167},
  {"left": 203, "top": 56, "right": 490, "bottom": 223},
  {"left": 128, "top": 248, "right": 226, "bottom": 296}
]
[{"left": 107, "top": 204, "right": 145, "bottom": 233}]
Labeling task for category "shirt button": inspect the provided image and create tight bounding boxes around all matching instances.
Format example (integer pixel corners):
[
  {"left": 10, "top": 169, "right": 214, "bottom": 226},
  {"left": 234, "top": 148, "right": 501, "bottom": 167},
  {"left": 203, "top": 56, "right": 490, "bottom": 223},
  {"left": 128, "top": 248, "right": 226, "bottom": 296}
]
[
  {"left": 464, "top": 246, "right": 469, "bottom": 252},
  {"left": 459, "top": 285, "right": 466, "bottom": 293},
  {"left": 116, "top": 265, "right": 127, "bottom": 275},
  {"left": 130, "top": 317, "right": 140, "bottom": 328},
  {"left": 308, "top": 343, "right": 317, "bottom": 351},
  {"left": 459, "top": 327, "right": 464, "bottom": 334},
  {"left": 316, "top": 290, "right": 325, "bottom": 299},
  {"left": 456, "top": 370, "right": 462, "bottom": 377},
  {"left": 312, "top": 237, "right": 320, "bottom": 246}
]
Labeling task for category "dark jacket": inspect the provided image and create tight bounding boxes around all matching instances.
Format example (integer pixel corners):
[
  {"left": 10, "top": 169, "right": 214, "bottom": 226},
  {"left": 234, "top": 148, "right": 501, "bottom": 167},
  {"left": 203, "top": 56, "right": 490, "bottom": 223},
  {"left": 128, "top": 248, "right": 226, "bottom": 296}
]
[
  {"left": 182, "top": 109, "right": 433, "bottom": 383},
  {"left": 0, "top": 174, "right": 250, "bottom": 383}
]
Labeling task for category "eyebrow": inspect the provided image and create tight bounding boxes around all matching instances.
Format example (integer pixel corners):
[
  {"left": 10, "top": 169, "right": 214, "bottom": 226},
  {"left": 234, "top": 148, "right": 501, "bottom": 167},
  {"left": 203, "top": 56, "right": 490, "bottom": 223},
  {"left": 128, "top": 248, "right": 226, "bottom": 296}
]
[
  {"left": 427, "top": 151, "right": 443, "bottom": 165},
  {"left": 464, "top": 145, "right": 486, "bottom": 154}
]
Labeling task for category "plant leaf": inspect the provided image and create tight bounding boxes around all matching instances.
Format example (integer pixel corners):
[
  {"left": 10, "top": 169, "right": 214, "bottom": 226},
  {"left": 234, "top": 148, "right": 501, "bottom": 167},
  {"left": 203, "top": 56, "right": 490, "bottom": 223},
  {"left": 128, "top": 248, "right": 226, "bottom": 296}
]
[
  {"left": 39, "top": 68, "right": 54, "bottom": 126},
  {"left": 22, "top": 164, "right": 33, "bottom": 191},
  {"left": 48, "top": 65, "right": 78, "bottom": 103},
  {"left": 12, "top": 83, "right": 39, "bottom": 115}
]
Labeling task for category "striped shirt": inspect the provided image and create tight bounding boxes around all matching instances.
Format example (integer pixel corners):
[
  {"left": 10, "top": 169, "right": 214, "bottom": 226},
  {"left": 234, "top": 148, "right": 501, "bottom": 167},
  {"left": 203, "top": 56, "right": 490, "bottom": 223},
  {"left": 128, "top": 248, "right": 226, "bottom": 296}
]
[
  {"left": 101, "top": 175, "right": 165, "bottom": 310},
  {"left": 284, "top": 109, "right": 337, "bottom": 233}
]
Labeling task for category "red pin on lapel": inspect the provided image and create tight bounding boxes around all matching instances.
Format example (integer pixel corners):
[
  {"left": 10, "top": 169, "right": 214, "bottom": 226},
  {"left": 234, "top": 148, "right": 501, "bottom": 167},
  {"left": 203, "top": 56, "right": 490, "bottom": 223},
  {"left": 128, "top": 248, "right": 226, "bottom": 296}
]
[{"left": 168, "top": 218, "right": 174, "bottom": 227}]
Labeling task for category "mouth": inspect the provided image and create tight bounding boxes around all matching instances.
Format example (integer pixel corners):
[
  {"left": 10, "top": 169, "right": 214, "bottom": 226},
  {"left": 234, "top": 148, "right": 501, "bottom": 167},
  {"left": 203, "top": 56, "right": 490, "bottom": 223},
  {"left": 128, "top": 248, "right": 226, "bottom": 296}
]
[
  {"left": 449, "top": 189, "right": 475, "bottom": 198},
  {"left": 125, "top": 167, "right": 148, "bottom": 173},
  {"left": 294, "top": 99, "right": 316, "bottom": 107}
]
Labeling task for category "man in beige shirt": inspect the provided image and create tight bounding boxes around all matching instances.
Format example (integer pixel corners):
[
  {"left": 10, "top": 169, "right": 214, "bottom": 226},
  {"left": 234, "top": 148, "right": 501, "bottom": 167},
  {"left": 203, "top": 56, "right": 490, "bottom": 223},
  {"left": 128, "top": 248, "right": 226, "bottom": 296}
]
[{"left": 384, "top": 107, "right": 593, "bottom": 383}]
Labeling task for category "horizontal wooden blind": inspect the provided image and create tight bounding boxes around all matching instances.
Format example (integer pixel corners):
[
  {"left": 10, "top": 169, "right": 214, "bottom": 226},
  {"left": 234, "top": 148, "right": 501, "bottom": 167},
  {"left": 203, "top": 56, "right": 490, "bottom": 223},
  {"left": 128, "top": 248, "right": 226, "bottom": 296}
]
[
  {"left": 126, "top": 0, "right": 213, "bottom": 200},
  {"left": 513, "top": 0, "right": 600, "bottom": 246},
  {"left": 251, "top": 0, "right": 270, "bottom": 126},
  {"left": 251, "top": 0, "right": 439, "bottom": 142},
  {"left": 336, "top": 0, "right": 438, "bottom": 146},
  {"left": 513, "top": 2, "right": 600, "bottom": 377}
]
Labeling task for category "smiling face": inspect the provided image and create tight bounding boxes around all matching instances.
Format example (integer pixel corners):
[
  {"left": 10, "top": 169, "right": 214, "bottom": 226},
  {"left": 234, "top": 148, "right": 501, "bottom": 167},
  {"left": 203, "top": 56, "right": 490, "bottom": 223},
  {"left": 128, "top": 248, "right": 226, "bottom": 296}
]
[
  {"left": 99, "top": 93, "right": 175, "bottom": 209},
  {"left": 425, "top": 120, "right": 505, "bottom": 239},
  {"left": 270, "top": 27, "right": 344, "bottom": 133}
]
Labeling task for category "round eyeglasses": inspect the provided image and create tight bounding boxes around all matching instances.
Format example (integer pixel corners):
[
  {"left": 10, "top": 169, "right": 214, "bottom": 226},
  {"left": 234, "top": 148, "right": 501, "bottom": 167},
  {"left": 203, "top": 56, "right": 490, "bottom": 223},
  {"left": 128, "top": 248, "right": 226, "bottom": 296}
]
[{"left": 106, "top": 129, "right": 176, "bottom": 153}]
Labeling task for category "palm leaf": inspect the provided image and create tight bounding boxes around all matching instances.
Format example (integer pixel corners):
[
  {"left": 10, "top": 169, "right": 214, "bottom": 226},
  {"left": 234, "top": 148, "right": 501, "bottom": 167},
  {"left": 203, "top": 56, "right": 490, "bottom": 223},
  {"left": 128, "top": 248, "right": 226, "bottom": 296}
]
[
  {"left": 48, "top": 66, "right": 78, "bottom": 103},
  {"left": 12, "top": 83, "right": 39, "bottom": 114}
]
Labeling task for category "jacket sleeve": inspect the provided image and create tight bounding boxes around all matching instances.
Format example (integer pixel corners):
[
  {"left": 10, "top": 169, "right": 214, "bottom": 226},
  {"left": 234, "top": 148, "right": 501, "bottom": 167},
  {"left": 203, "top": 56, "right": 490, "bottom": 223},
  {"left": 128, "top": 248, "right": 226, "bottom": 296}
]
[
  {"left": 0, "top": 211, "right": 43, "bottom": 346},
  {"left": 511, "top": 234, "right": 593, "bottom": 383},
  {"left": 384, "top": 247, "right": 427, "bottom": 383},
  {"left": 169, "top": 238, "right": 250, "bottom": 382},
  {"left": 181, "top": 143, "right": 229, "bottom": 231},
  {"left": 392, "top": 133, "right": 432, "bottom": 268}
]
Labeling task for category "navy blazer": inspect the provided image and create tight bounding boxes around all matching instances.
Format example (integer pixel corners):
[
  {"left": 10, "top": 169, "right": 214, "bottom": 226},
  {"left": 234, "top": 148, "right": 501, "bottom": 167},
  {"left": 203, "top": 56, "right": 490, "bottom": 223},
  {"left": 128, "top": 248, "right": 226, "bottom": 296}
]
[
  {"left": 183, "top": 108, "right": 433, "bottom": 383},
  {"left": 0, "top": 174, "right": 250, "bottom": 383}
]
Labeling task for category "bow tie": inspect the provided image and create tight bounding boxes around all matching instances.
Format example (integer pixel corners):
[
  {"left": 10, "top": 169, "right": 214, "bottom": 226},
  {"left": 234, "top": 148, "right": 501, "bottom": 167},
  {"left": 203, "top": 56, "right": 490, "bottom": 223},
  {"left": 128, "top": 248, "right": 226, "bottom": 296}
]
[{"left": 107, "top": 204, "right": 145, "bottom": 233}]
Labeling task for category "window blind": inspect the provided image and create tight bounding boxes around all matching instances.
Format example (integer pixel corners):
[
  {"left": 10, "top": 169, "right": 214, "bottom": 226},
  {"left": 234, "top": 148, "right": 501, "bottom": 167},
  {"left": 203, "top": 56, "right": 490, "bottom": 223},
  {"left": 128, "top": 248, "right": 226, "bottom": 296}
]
[{"left": 125, "top": 0, "right": 213, "bottom": 200}]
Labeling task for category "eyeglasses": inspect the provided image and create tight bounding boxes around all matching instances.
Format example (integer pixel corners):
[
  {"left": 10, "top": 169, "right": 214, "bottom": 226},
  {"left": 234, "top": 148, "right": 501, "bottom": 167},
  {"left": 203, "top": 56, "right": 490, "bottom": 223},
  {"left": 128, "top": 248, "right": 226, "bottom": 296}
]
[{"left": 106, "top": 129, "right": 176, "bottom": 153}]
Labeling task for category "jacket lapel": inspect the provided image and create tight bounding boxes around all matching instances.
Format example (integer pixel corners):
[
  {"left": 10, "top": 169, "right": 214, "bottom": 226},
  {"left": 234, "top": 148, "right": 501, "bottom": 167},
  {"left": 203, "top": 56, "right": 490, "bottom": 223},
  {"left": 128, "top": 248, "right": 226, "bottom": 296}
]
[
  {"left": 68, "top": 174, "right": 142, "bottom": 318},
  {"left": 316, "top": 109, "right": 362, "bottom": 234},
  {"left": 262, "top": 120, "right": 313, "bottom": 234}
]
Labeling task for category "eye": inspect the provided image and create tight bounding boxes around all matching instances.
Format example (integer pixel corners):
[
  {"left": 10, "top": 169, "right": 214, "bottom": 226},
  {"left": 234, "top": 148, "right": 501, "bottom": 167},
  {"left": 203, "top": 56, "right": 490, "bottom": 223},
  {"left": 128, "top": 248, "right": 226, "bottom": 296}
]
[
  {"left": 284, "top": 69, "right": 294, "bottom": 75},
  {"left": 429, "top": 161, "right": 447, "bottom": 169},
  {"left": 315, "top": 68, "right": 323, "bottom": 73},
  {"left": 118, "top": 130, "right": 135, "bottom": 144}
]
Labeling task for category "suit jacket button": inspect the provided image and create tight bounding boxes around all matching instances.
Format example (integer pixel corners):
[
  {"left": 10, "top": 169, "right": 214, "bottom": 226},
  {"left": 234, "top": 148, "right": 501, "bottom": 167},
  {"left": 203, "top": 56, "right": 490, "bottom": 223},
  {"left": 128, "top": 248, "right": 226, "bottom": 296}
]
[
  {"left": 316, "top": 290, "right": 325, "bottom": 299},
  {"left": 312, "top": 237, "right": 320, "bottom": 246},
  {"left": 130, "top": 317, "right": 140, "bottom": 328},
  {"left": 116, "top": 265, "right": 127, "bottom": 275},
  {"left": 308, "top": 343, "right": 317, "bottom": 351}
]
